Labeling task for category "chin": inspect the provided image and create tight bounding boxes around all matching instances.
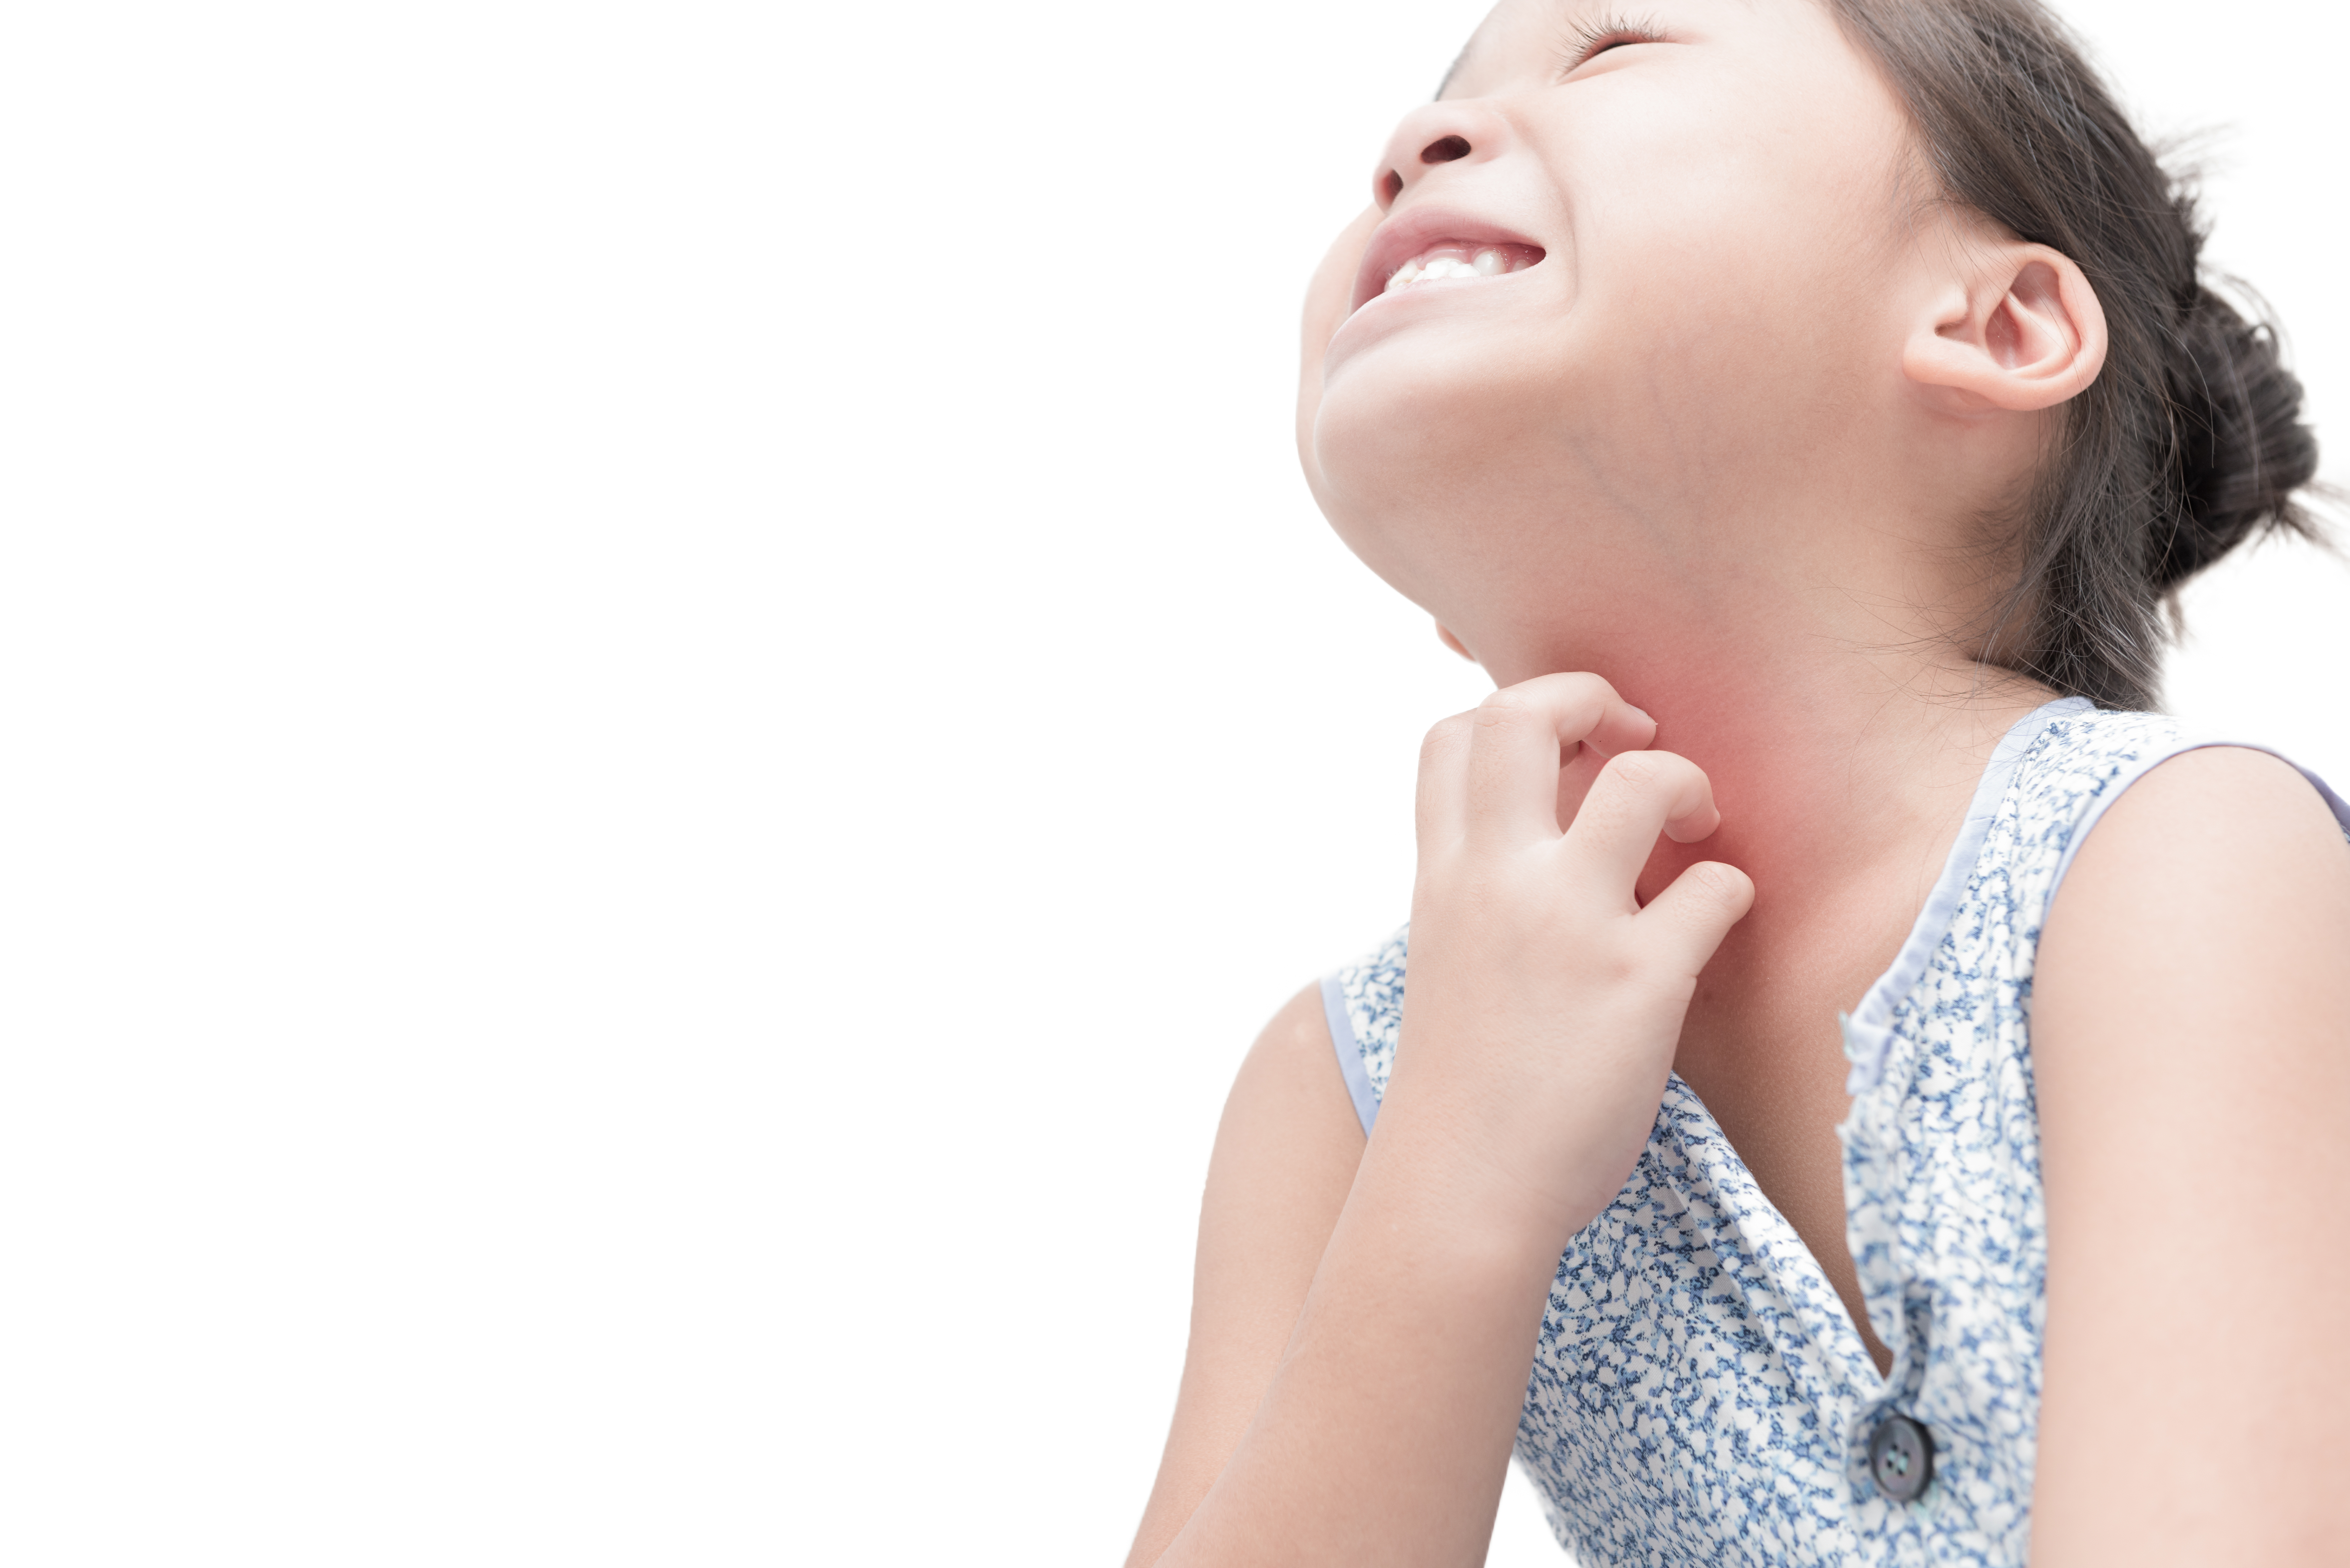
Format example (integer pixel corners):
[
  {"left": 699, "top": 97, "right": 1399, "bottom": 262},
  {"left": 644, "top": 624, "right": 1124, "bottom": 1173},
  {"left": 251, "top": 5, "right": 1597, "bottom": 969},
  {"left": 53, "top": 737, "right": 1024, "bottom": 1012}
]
[{"left": 1314, "top": 338, "right": 1571, "bottom": 515}]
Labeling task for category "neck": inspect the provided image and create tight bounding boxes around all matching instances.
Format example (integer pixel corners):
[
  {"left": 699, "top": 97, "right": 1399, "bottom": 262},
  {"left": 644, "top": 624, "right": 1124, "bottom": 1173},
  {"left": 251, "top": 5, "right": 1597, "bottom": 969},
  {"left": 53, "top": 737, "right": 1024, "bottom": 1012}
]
[{"left": 1476, "top": 595, "right": 2056, "bottom": 907}]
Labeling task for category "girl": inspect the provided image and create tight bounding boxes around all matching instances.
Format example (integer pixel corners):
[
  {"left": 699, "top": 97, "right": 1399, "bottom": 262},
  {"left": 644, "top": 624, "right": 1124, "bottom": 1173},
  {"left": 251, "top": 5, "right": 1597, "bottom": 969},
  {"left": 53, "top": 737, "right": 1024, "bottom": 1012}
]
[{"left": 1125, "top": 1, "right": 2350, "bottom": 1564}]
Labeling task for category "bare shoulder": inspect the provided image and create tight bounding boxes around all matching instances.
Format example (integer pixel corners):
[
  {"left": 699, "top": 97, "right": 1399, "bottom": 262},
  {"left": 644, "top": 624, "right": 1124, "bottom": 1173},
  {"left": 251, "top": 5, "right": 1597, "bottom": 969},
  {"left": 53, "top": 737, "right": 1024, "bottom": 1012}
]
[
  {"left": 2029, "top": 746, "right": 2350, "bottom": 1562},
  {"left": 1217, "top": 981, "right": 1367, "bottom": 1193},
  {"left": 2035, "top": 740, "right": 2350, "bottom": 1134},
  {"left": 2071, "top": 741, "right": 2348, "bottom": 873},
  {"left": 2037, "top": 743, "right": 2350, "bottom": 1026},
  {"left": 1192, "top": 982, "right": 1365, "bottom": 1361},
  {"left": 1122, "top": 983, "right": 1366, "bottom": 1568}
]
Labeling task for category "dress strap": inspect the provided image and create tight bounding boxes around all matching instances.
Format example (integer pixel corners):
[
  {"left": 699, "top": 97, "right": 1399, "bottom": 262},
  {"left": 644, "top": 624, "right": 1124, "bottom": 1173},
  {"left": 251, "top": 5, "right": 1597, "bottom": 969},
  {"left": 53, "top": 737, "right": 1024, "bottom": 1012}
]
[
  {"left": 1320, "top": 974, "right": 1380, "bottom": 1137},
  {"left": 2047, "top": 737, "right": 2350, "bottom": 898}
]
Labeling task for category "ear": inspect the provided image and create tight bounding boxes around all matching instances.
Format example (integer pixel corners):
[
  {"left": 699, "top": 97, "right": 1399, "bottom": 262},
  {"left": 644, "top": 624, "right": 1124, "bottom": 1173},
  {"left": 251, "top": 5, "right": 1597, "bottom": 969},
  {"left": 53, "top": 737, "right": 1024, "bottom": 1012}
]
[
  {"left": 1902, "top": 243, "right": 2107, "bottom": 413},
  {"left": 1435, "top": 621, "right": 1477, "bottom": 662}
]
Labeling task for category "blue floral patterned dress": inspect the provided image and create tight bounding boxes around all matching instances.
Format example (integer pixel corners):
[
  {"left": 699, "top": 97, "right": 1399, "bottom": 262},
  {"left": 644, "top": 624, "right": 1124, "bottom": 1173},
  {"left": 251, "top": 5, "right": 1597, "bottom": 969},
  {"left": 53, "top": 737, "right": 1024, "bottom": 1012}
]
[{"left": 1321, "top": 699, "right": 2350, "bottom": 1566}]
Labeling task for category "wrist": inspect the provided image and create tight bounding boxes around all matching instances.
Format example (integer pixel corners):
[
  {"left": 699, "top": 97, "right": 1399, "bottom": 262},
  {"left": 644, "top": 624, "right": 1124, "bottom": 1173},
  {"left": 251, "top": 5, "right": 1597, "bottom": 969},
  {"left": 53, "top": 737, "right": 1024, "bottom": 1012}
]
[{"left": 1350, "top": 1089, "right": 1603, "bottom": 1270}]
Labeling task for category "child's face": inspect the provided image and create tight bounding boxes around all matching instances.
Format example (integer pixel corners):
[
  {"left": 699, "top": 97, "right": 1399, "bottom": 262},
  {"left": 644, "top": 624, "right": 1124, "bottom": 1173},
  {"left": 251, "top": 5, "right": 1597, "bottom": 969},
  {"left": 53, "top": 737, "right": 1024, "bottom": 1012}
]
[{"left": 1298, "top": 0, "right": 1930, "bottom": 662}]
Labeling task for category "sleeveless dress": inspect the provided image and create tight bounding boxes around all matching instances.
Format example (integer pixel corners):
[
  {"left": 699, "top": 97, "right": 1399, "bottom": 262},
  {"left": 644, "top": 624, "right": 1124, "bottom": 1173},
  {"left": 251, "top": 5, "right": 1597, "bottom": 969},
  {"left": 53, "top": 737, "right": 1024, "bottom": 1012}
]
[{"left": 1321, "top": 699, "right": 2350, "bottom": 1567}]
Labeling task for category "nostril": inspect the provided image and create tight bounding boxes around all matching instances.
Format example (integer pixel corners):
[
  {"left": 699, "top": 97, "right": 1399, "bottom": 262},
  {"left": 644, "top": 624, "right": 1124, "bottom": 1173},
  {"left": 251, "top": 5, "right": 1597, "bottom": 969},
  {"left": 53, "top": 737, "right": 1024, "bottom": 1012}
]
[
  {"left": 1379, "top": 168, "right": 1404, "bottom": 204},
  {"left": 1419, "top": 135, "right": 1472, "bottom": 164}
]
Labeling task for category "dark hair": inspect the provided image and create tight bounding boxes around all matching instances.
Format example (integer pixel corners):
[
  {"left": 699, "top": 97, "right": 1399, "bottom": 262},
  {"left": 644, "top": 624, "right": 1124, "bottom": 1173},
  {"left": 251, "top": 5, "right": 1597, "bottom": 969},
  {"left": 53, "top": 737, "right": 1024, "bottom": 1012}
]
[{"left": 1826, "top": 0, "right": 2321, "bottom": 710}]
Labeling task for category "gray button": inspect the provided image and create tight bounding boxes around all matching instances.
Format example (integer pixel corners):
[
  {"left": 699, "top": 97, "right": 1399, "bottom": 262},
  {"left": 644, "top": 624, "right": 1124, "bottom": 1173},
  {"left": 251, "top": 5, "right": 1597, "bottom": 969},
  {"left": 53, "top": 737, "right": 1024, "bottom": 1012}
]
[{"left": 1868, "top": 1414, "right": 1934, "bottom": 1502}]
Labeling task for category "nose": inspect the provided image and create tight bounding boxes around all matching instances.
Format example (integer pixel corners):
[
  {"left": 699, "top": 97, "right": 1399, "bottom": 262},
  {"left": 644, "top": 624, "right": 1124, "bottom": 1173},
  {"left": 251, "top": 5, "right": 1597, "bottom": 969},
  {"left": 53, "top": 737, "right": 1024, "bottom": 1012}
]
[{"left": 1372, "top": 101, "right": 1513, "bottom": 211}]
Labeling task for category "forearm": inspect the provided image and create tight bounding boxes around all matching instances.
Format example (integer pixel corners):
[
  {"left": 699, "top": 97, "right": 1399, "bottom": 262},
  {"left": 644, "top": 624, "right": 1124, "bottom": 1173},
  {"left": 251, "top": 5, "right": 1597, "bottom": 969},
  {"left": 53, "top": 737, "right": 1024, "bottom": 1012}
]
[
  {"left": 1132, "top": 679, "right": 1750, "bottom": 1566},
  {"left": 1146, "top": 1110, "right": 1567, "bottom": 1568}
]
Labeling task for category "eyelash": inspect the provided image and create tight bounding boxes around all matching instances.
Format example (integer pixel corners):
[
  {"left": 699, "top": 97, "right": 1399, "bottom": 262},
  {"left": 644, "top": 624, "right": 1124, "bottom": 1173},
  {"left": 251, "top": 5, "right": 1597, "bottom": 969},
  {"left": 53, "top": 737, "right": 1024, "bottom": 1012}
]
[{"left": 1560, "top": 11, "right": 1666, "bottom": 71}]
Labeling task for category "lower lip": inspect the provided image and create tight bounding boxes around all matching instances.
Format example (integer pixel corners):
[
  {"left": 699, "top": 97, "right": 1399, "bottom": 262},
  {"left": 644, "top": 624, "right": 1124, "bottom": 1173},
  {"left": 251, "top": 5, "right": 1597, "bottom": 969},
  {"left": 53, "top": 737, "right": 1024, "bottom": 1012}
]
[{"left": 1323, "top": 265, "right": 1544, "bottom": 370}]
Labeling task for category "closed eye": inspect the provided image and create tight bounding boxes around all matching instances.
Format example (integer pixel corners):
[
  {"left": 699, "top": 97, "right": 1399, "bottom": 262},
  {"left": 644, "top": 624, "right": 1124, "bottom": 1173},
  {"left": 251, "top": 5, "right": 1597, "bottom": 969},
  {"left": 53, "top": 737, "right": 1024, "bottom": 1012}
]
[{"left": 1559, "top": 11, "right": 1668, "bottom": 72}]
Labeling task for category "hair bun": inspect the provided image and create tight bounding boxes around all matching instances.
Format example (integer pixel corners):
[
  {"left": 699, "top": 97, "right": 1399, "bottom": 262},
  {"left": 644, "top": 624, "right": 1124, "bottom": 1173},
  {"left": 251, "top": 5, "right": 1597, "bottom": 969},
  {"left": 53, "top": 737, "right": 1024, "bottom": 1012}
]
[{"left": 2156, "top": 286, "right": 2319, "bottom": 590}]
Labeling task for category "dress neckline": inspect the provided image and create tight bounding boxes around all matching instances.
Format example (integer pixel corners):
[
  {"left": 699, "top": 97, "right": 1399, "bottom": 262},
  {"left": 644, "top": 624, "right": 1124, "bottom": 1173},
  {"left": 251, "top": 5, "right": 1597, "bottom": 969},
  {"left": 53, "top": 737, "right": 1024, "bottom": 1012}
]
[
  {"left": 1651, "top": 694, "right": 2093, "bottom": 1397},
  {"left": 1839, "top": 696, "right": 2092, "bottom": 1094}
]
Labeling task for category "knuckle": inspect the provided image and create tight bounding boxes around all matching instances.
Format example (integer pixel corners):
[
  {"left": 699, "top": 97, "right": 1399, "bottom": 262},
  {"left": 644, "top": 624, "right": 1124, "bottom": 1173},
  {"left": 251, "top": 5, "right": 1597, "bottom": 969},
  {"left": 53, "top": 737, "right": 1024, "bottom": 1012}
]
[
  {"left": 1684, "top": 861, "right": 1752, "bottom": 908},
  {"left": 1419, "top": 713, "right": 1472, "bottom": 765},
  {"left": 1558, "top": 671, "right": 1615, "bottom": 704},
  {"left": 1473, "top": 689, "right": 1533, "bottom": 728},
  {"left": 1607, "top": 749, "right": 1704, "bottom": 799},
  {"left": 1604, "top": 750, "right": 1666, "bottom": 791}
]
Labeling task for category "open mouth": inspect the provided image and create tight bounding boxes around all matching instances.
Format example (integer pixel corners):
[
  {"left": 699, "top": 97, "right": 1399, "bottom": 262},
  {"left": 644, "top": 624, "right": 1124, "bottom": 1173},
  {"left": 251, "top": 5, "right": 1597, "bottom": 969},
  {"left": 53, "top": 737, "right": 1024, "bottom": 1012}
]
[
  {"left": 1348, "top": 213, "right": 1547, "bottom": 317},
  {"left": 1379, "top": 241, "right": 1543, "bottom": 296}
]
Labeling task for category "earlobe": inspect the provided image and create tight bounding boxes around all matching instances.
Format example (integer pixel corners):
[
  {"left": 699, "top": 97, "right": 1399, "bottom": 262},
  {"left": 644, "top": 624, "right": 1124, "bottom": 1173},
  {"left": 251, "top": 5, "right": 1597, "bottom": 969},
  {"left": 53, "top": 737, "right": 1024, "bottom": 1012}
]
[
  {"left": 1903, "top": 243, "right": 2108, "bottom": 414},
  {"left": 1435, "top": 622, "right": 1476, "bottom": 662}
]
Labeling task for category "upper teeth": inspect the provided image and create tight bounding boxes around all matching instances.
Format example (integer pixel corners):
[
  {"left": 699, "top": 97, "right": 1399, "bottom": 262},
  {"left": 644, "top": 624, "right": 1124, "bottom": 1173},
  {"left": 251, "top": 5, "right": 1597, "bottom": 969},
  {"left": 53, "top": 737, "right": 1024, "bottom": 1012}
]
[{"left": 1384, "top": 243, "right": 1538, "bottom": 294}]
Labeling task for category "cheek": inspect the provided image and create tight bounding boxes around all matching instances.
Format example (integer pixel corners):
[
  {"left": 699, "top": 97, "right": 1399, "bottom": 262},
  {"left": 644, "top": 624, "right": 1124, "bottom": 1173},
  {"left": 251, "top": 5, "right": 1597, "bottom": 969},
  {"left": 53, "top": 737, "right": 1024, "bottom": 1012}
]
[
  {"left": 1568, "top": 138, "right": 1893, "bottom": 417},
  {"left": 1297, "top": 207, "right": 1381, "bottom": 485},
  {"left": 1303, "top": 208, "right": 1377, "bottom": 353},
  {"left": 1592, "top": 69, "right": 1904, "bottom": 329}
]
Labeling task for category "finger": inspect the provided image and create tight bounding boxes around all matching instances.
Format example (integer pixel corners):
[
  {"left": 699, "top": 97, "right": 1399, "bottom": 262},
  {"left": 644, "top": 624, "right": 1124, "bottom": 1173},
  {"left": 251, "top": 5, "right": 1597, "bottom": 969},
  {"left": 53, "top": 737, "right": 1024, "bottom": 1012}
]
[
  {"left": 1574, "top": 690, "right": 1660, "bottom": 761},
  {"left": 1555, "top": 744, "right": 1610, "bottom": 831},
  {"left": 1558, "top": 749, "right": 1722, "bottom": 893},
  {"left": 1637, "top": 859, "right": 1757, "bottom": 974},
  {"left": 1463, "top": 674, "right": 1657, "bottom": 845},
  {"left": 1413, "top": 710, "right": 1476, "bottom": 852}
]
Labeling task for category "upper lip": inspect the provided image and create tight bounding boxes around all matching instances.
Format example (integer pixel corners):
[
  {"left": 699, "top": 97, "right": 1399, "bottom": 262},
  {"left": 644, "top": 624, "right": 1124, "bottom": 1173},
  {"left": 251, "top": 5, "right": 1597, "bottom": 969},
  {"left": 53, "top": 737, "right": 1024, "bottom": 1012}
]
[{"left": 1348, "top": 206, "right": 1546, "bottom": 315}]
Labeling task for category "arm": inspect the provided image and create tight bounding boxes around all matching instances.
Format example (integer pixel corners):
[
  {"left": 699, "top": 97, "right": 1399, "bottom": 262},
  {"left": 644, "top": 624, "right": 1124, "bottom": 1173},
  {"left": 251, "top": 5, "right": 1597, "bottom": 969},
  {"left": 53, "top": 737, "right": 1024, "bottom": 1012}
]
[
  {"left": 1122, "top": 983, "right": 1369, "bottom": 1568},
  {"left": 2030, "top": 746, "right": 2350, "bottom": 1564},
  {"left": 1124, "top": 676, "right": 1752, "bottom": 1568},
  {"left": 1122, "top": 981, "right": 1564, "bottom": 1568}
]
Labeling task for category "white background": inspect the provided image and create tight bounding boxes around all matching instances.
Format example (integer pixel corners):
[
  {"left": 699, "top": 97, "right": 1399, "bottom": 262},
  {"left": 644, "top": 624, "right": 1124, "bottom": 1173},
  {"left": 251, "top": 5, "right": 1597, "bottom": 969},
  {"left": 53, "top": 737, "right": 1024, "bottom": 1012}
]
[{"left": 1, "top": 2, "right": 2343, "bottom": 1563}]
